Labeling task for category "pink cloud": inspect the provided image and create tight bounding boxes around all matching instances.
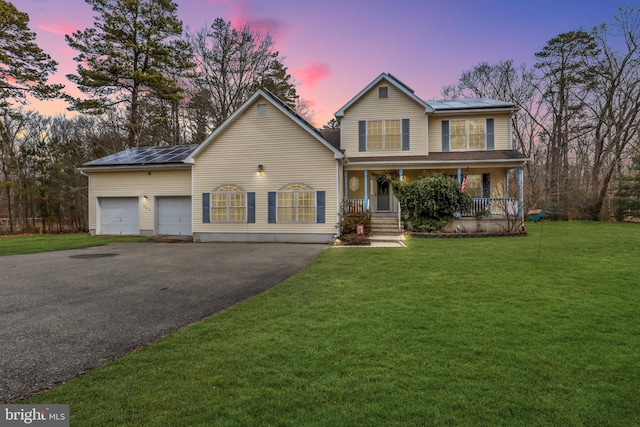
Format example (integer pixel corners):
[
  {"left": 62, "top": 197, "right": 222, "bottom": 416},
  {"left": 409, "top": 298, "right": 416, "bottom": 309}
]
[
  {"left": 38, "top": 20, "right": 79, "bottom": 36},
  {"left": 293, "top": 62, "right": 331, "bottom": 89},
  {"left": 227, "top": 0, "right": 291, "bottom": 45}
]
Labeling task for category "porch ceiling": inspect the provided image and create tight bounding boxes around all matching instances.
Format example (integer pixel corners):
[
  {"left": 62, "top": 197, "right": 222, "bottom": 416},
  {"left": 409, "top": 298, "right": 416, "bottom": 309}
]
[{"left": 345, "top": 150, "right": 528, "bottom": 169}]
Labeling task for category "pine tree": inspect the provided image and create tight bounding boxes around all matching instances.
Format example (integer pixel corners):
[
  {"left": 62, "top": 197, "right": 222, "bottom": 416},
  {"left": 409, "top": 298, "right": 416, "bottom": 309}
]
[
  {"left": 615, "top": 156, "right": 640, "bottom": 221},
  {"left": 0, "top": 0, "right": 64, "bottom": 107},
  {"left": 66, "top": 0, "right": 193, "bottom": 148}
]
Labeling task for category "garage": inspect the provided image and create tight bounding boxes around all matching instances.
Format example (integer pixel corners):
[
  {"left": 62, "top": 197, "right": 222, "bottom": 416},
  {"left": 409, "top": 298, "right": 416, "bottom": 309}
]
[
  {"left": 156, "top": 196, "right": 192, "bottom": 235},
  {"left": 100, "top": 197, "right": 139, "bottom": 235}
]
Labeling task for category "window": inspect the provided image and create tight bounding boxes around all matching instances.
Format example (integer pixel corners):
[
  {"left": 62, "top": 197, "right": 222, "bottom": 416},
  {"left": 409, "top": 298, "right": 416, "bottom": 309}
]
[
  {"left": 379, "top": 86, "right": 388, "bottom": 98},
  {"left": 450, "top": 119, "right": 486, "bottom": 150},
  {"left": 276, "top": 183, "right": 316, "bottom": 222},
  {"left": 463, "top": 174, "right": 491, "bottom": 198},
  {"left": 465, "top": 175, "right": 483, "bottom": 198},
  {"left": 211, "top": 184, "right": 246, "bottom": 222},
  {"left": 257, "top": 103, "right": 267, "bottom": 118},
  {"left": 367, "top": 119, "right": 401, "bottom": 150}
]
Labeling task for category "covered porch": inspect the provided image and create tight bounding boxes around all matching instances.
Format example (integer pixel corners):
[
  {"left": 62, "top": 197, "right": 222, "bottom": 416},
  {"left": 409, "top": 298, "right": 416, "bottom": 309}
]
[{"left": 343, "top": 165, "right": 525, "bottom": 221}]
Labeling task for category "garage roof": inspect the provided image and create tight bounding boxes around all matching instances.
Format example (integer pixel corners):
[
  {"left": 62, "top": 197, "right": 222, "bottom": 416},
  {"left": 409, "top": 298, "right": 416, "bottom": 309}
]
[{"left": 84, "top": 144, "right": 198, "bottom": 167}]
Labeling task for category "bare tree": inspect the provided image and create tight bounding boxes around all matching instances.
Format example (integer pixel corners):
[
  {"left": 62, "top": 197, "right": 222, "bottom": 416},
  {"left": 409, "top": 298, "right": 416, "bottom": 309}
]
[
  {"left": 534, "top": 30, "right": 600, "bottom": 220},
  {"left": 581, "top": 6, "right": 640, "bottom": 219},
  {"left": 186, "top": 18, "right": 297, "bottom": 132}
]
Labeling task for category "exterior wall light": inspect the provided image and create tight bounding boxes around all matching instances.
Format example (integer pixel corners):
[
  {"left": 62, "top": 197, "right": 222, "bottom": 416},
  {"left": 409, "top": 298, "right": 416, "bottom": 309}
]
[{"left": 257, "top": 164, "right": 265, "bottom": 176}]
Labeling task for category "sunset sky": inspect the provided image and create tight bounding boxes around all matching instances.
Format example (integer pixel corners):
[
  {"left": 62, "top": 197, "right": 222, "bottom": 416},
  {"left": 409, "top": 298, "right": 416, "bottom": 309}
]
[{"left": 20, "top": 0, "right": 635, "bottom": 126}]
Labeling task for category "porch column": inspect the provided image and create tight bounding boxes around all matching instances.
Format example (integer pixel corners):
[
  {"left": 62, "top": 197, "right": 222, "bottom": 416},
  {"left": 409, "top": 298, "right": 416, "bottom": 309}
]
[
  {"left": 343, "top": 170, "right": 348, "bottom": 203},
  {"left": 364, "top": 169, "right": 369, "bottom": 210},
  {"left": 505, "top": 170, "right": 509, "bottom": 197},
  {"left": 457, "top": 167, "right": 462, "bottom": 184},
  {"left": 518, "top": 166, "right": 524, "bottom": 221}
]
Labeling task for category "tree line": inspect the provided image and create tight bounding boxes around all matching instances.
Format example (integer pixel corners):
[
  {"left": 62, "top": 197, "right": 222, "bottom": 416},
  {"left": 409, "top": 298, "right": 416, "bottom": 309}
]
[
  {"left": 0, "top": 0, "right": 302, "bottom": 233},
  {"left": 1, "top": 0, "right": 639, "bottom": 234},
  {"left": 442, "top": 5, "right": 640, "bottom": 221}
]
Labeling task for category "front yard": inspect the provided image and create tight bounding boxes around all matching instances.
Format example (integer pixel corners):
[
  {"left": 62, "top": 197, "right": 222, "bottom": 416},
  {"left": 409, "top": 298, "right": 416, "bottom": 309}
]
[
  {"left": 0, "top": 234, "right": 148, "bottom": 256},
  {"left": 21, "top": 222, "right": 640, "bottom": 426}
]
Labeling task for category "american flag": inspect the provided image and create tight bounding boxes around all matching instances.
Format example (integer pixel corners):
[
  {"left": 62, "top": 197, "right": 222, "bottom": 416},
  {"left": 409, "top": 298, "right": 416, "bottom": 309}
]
[{"left": 461, "top": 172, "right": 468, "bottom": 193}]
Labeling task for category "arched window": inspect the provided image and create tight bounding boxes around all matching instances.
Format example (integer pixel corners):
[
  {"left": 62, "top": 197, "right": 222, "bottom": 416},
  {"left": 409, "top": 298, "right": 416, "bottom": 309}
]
[
  {"left": 211, "top": 184, "right": 246, "bottom": 222},
  {"left": 277, "top": 183, "right": 315, "bottom": 222}
]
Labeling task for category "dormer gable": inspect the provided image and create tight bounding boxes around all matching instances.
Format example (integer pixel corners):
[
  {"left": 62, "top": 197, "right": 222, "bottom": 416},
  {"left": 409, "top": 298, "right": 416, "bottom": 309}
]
[{"left": 335, "top": 73, "right": 433, "bottom": 118}]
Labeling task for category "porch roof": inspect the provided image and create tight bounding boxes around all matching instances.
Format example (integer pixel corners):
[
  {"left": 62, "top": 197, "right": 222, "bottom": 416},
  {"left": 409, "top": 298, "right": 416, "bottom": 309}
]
[{"left": 345, "top": 150, "right": 529, "bottom": 168}]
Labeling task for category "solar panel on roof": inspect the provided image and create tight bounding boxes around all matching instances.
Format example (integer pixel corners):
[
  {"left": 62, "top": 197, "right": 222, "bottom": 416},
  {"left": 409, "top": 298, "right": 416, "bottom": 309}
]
[{"left": 84, "top": 144, "right": 198, "bottom": 167}]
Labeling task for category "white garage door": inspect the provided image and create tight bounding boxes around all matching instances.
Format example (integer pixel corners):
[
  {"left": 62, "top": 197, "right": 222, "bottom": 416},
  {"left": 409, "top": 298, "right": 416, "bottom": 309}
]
[
  {"left": 100, "top": 197, "right": 139, "bottom": 235},
  {"left": 157, "top": 196, "right": 192, "bottom": 235}
]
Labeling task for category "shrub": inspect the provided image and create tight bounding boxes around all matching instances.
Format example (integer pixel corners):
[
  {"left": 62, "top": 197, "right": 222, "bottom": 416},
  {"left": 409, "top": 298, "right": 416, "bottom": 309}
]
[
  {"left": 392, "top": 173, "right": 472, "bottom": 232},
  {"left": 339, "top": 206, "right": 371, "bottom": 245}
]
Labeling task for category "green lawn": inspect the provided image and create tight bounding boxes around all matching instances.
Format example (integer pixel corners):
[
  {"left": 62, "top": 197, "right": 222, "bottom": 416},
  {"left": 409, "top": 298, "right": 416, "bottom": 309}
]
[
  {"left": 23, "top": 222, "right": 640, "bottom": 426},
  {"left": 0, "top": 233, "right": 148, "bottom": 256}
]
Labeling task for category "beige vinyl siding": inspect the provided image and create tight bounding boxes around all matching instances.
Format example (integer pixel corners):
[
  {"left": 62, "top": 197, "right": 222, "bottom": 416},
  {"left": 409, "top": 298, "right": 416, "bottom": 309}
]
[
  {"left": 341, "top": 84, "right": 427, "bottom": 157},
  {"left": 193, "top": 97, "right": 338, "bottom": 235},
  {"left": 428, "top": 113, "right": 511, "bottom": 152},
  {"left": 88, "top": 169, "right": 191, "bottom": 232}
]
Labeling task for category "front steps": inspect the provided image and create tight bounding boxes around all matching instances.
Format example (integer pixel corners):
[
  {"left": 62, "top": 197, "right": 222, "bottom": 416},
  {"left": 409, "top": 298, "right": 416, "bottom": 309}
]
[
  {"left": 370, "top": 213, "right": 405, "bottom": 246},
  {"left": 371, "top": 213, "right": 401, "bottom": 235}
]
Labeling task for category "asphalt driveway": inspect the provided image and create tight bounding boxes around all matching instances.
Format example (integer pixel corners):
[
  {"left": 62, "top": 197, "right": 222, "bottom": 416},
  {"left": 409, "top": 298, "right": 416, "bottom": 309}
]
[{"left": 0, "top": 241, "right": 327, "bottom": 403}]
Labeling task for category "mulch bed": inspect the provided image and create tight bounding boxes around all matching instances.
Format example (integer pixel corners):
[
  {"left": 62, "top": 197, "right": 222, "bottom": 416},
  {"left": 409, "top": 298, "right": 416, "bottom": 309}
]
[{"left": 410, "top": 231, "right": 528, "bottom": 238}]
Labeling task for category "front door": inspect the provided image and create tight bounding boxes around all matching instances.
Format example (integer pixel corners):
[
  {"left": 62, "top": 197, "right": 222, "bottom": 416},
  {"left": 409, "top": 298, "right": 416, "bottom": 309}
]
[{"left": 377, "top": 180, "right": 390, "bottom": 211}]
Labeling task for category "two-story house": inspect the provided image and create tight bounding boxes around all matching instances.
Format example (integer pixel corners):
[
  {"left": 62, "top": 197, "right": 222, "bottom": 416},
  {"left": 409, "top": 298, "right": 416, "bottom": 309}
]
[{"left": 81, "top": 73, "right": 528, "bottom": 242}]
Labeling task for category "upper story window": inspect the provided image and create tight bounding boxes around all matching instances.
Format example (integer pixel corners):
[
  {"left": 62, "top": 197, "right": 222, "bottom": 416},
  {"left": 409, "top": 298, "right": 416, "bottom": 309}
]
[
  {"left": 442, "top": 118, "right": 494, "bottom": 151},
  {"left": 378, "top": 86, "right": 388, "bottom": 98},
  {"left": 366, "top": 119, "right": 401, "bottom": 150},
  {"left": 451, "top": 119, "right": 485, "bottom": 150}
]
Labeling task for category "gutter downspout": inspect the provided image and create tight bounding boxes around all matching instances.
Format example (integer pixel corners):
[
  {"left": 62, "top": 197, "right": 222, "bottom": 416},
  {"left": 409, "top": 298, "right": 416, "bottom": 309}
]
[{"left": 336, "top": 161, "right": 341, "bottom": 238}]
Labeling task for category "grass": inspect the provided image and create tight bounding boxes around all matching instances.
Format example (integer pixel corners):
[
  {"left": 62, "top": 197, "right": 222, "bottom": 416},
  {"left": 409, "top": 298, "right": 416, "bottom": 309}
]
[
  {"left": 0, "top": 233, "right": 148, "bottom": 256},
  {"left": 22, "top": 222, "right": 640, "bottom": 426}
]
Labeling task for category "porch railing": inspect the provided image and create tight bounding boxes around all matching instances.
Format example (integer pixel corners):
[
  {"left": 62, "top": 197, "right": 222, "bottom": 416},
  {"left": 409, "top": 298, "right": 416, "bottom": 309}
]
[
  {"left": 345, "top": 197, "right": 519, "bottom": 218},
  {"left": 344, "top": 199, "right": 366, "bottom": 214},
  {"left": 462, "top": 198, "right": 519, "bottom": 217}
]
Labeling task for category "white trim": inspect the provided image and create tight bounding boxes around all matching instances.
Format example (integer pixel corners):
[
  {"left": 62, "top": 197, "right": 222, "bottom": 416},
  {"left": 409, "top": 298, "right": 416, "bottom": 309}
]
[
  {"left": 425, "top": 114, "right": 429, "bottom": 155},
  {"left": 344, "top": 158, "right": 528, "bottom": 168},
  {"left": 430, "top": 107, "right": 518, "bottom": 116},
  {"left": 509, "top": 114, "right": 514, "bottom": 150},
  {"left": 80, "top": 164, "right": 192, "bottom": 173}
]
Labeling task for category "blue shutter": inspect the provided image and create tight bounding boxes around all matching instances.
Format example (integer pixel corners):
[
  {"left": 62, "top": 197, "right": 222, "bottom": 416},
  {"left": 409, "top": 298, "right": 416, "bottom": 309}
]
[
  {"left": 247, "top": 192, "right": 255, "bottom": 223},
  {"left": 401, "top": 118, "right": 410, "bottom": 150},
  {"left": 268, "top": 192, "right": 277, "bottom": 223},
  {"left": 486, "top": 118, "right": 494, "bottom": 150},
  {"left": 358, "top": 120, "right": 367, "bottom": 152},
  {"left": 202, "top": 193, "right": 210, "bottom": 223},
  {"left": 316, "top": 191, "right": 325, "bottom": 223},
  {"left": 442, "top": 120, "right": 450, "bottom": 152}
]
